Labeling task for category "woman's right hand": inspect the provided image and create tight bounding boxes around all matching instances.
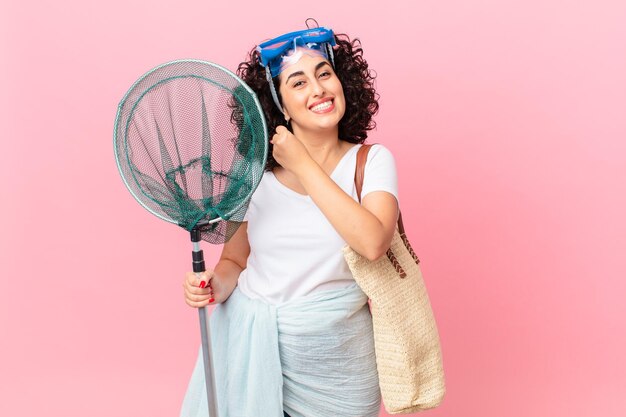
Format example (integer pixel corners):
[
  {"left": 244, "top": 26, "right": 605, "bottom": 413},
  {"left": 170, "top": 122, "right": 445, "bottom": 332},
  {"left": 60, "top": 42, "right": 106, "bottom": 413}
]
[
  {"left": 183, "top": 223, "right": 249, "bottom": 308},
  {"left": 182, "top": 271, "right": 215, "bottom": 308},
  {"left": 182, "top": 268, "right": 239, "bottom": 307}
]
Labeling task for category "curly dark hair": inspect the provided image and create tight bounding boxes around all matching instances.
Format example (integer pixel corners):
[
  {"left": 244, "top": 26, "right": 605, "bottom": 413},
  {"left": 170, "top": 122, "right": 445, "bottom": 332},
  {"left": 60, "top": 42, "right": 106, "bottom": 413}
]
[{"left": 236, "top": 33, "right": 380, "bottom": 171}]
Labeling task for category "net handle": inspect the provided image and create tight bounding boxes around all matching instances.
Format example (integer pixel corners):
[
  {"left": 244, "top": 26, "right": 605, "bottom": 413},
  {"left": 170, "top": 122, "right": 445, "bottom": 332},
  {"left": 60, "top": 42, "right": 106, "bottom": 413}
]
[{"left": 191, "top": 229, "right": 219, "bottom": 416}]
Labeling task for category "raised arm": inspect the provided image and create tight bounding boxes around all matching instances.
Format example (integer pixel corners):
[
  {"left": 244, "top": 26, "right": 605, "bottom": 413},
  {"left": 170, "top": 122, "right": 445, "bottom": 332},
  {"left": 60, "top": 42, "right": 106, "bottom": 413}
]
[{"left": 297, "top": 162, "right": 398, "bottom": 261}]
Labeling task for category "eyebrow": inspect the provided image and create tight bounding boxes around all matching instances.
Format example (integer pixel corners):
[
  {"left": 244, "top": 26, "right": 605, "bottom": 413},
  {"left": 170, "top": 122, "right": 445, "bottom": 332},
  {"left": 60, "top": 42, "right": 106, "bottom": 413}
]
[{"left": 284, "top": 61, "right": 331, "bottom": 84}]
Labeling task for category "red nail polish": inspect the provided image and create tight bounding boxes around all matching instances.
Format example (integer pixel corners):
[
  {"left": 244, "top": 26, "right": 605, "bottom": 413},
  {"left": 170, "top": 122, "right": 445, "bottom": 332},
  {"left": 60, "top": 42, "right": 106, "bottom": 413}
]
[
  {"left": 209, "top": 298, "right": 215, "bottom": 303},
  {"left": 199, "top": 281, "right": 206, "bottom": 288}
]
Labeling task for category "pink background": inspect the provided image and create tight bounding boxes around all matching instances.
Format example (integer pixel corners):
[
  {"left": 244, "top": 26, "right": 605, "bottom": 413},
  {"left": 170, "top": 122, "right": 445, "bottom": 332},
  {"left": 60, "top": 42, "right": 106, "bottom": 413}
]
[{"left": 1, "top": 1, "right": 625, "bottom": 416}]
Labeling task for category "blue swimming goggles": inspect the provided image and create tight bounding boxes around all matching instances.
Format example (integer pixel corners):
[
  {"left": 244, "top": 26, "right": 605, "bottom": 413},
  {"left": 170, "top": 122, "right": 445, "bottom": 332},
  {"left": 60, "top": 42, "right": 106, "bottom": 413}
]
[{"left": 257, "top": 27, "right": 337, "bottom": 111}]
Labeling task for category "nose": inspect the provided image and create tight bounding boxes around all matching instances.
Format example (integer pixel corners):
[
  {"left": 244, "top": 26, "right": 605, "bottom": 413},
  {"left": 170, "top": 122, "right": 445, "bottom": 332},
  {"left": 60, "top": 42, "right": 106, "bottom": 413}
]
[{"left": 310, "top": 78, "right": 325, "bottom": 97}]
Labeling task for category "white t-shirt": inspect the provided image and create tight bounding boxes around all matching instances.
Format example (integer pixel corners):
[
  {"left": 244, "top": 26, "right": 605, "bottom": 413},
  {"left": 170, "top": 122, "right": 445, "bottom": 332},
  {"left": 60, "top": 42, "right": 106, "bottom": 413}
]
[{"left": 237, "top": 143, "right": 398, "bottom": 304}]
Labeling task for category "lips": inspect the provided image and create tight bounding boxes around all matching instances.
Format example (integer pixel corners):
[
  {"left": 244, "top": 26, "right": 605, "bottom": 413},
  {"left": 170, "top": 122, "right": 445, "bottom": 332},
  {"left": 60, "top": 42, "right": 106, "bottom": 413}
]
[{"left": 309, "top": 98, "right": 334, "bottom": 113}]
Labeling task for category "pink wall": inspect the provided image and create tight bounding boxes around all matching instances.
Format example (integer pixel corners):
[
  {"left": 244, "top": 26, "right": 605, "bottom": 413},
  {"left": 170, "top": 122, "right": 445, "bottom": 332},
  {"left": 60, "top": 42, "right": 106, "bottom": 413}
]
[{"left": 1, "top": 1, "right": 625, "bottom": 416}]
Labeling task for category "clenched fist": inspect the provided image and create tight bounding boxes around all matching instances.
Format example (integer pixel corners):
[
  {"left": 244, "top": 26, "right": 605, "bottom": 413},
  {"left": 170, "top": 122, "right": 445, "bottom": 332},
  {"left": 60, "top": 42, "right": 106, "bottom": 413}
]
[{"left": 270, "top": 126, "right": 311, "bottom": 174}]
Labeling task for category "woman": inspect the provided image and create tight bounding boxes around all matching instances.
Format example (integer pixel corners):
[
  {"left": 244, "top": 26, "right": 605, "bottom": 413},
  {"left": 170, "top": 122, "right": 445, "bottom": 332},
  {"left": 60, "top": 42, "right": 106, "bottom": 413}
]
[{"left": 180, "top": 24, "right": 399, "bottom": 417}]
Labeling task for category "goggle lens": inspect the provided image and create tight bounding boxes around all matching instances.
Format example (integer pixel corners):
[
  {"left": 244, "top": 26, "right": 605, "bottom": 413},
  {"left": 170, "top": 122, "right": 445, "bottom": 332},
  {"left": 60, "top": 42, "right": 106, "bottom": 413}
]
[{"left": 257, "top": 27, "right": 336, "bottom": 76}]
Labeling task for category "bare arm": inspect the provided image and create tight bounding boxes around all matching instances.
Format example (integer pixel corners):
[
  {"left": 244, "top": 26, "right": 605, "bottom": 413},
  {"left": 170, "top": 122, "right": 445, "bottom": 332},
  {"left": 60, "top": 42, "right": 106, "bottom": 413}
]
[
  {"left": 183, "top": 222, "right": 251, "bottom": 307},
  {"left": 270, "top": 127, "right": 398, "bottom": 261},
  {"left": 296, "top": 159, "right": 398, "bottom": 261}
]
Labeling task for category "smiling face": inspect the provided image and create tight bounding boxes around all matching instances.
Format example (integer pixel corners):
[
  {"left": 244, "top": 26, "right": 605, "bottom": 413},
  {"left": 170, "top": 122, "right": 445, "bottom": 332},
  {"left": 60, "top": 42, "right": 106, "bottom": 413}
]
[{"left": 277, "top": 49, "right": 346, "bottom": 136}]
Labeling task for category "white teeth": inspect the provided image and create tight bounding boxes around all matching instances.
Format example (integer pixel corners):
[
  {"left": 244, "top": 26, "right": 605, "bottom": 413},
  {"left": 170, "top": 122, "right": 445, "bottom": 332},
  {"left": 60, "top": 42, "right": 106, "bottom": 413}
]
[{"left": 310, "top": 101, "right": 332, "bottom": 112}]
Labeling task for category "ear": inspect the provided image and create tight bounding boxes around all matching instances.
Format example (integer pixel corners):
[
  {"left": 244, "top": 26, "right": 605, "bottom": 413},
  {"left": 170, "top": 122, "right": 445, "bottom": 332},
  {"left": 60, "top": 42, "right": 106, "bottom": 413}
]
[{"left": 283, "top": 108, "right": 291, "bottom": 122}]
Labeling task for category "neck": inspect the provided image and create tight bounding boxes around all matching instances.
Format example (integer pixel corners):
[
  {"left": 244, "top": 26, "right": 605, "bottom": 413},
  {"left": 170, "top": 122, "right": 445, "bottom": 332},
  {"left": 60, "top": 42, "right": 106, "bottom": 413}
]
[{"left": 291, "top": 125, "right": 343, "bottom": 166}]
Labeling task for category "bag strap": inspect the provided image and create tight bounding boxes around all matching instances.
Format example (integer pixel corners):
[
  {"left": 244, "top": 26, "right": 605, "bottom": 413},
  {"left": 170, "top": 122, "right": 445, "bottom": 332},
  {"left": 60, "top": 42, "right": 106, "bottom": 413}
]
[
  {"left": 355, "top": 144, "right": 407, "bottom": 231},
  {"left": 354, "top": 145, "right": 419, "bottom": 273}
]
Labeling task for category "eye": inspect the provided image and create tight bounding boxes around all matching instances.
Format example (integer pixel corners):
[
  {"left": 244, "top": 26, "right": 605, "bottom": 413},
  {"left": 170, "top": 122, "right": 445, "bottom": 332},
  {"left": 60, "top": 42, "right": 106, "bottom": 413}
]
[
  {"left": 292, "top": 80, "right": 305, "bottom": 88},
  {"left": 319, "top": 71, "right": 331, "bottom": 78}
]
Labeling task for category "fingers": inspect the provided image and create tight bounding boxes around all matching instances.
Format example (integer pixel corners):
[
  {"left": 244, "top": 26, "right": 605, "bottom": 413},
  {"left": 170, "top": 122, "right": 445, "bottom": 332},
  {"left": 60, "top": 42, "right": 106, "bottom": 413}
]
[
  {"left": 184, "top": 298, "right": 211, "bottom": 308},
  {"left": 271, "top": 126, "right": 290, "bottom": 145},
  {"left": 185, "top": 271, "right": 213, "bottom": 289},
  {"left": 183, "top": 271, "right": 215, "bottom": 308},
  {"left": 183, "top": 284, "right": 213, "bottom": 308}
]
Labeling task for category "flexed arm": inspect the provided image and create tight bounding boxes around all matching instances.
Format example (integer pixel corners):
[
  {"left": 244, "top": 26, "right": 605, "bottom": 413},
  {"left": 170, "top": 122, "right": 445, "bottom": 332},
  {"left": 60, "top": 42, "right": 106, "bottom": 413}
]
[{"left": 271, "top": 127, "right": 398, "bottom": 261}]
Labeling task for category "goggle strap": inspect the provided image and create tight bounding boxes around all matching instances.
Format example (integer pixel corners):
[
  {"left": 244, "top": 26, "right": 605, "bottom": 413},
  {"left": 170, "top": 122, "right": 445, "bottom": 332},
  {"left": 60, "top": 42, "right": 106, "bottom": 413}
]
[
  {"left": 327, "top": 43, "right": 335, "bottom": 68},
  {"left": 265, "top": 67, "right": 284, "bottom": 113}
]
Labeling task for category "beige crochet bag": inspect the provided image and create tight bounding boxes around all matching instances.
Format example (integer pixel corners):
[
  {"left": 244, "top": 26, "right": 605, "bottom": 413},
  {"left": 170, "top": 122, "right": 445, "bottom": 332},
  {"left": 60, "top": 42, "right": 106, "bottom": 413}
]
[{"left": 342, "top": 145, "right": 446, "bottom": 414}]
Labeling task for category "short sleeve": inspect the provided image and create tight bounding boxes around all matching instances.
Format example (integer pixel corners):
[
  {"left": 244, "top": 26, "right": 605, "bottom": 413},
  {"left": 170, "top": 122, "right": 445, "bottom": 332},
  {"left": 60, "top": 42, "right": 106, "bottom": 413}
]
[
  {"left": 361, "top": 144, "right": 399, "bottom": 204},
  {"left": 242, "top": 191, "right": 255, "bottom": 222}
]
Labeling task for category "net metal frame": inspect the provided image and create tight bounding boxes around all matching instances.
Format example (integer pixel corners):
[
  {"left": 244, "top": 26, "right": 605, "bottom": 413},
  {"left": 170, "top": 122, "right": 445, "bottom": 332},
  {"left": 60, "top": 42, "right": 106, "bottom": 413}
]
[{"left": 114, "top": 59, "right": 268, "bottom": 234}]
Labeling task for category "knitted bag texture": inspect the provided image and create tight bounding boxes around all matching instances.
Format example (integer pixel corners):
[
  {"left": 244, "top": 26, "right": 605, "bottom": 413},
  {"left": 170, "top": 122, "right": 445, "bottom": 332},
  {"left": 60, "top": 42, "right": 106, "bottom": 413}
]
[{"left": 342, "top": 144, "right": 446, "bottom": 414}]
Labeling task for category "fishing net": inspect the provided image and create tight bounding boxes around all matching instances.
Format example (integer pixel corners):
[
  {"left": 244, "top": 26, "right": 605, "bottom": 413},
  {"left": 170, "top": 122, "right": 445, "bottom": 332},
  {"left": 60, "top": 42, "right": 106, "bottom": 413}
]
[
  {"left": 113, "top": 60, "right": 268, "bottom": 417},
  {"left": 114, "top": 60, "right": 267, "bottom": 244}
]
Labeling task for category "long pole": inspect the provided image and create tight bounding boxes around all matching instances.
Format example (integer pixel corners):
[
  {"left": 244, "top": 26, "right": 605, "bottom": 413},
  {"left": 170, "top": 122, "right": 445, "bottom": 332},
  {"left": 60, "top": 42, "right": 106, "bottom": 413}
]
[{"left": 191, "top": 228, "right": 219, "bottom": 417}]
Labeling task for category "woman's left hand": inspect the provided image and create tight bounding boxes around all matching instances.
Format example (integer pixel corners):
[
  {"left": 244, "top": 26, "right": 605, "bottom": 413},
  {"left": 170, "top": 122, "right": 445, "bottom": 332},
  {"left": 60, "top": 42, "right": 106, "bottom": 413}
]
[{"left": 270, "top": 125, "right": 311, "bottom": 175}]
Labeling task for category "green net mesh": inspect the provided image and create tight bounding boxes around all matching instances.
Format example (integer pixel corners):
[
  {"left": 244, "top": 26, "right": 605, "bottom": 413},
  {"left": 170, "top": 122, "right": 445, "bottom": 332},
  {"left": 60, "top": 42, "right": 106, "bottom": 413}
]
[{"left": 114, "top": 60, "right": 268, "bottom": 244}]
